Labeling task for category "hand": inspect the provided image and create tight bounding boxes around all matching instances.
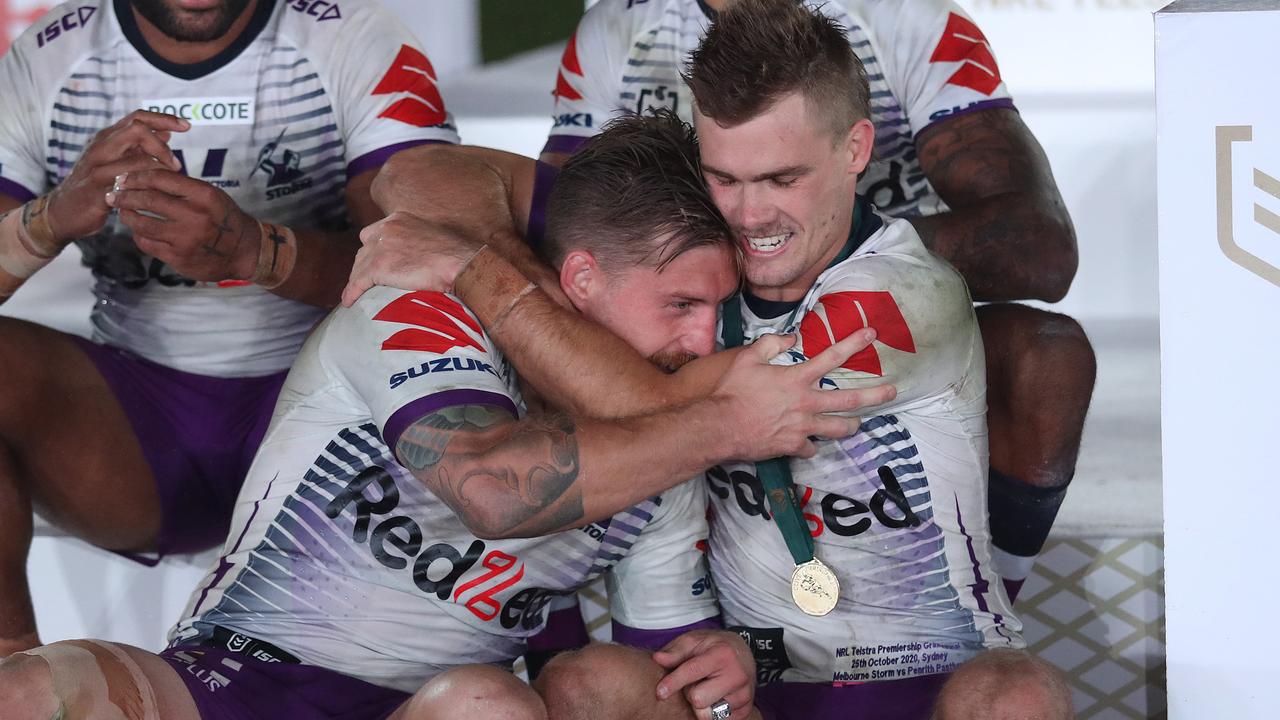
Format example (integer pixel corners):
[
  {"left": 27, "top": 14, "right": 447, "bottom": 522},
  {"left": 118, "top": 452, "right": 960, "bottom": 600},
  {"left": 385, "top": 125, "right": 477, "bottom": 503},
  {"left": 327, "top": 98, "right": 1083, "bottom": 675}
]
[
  {"left": 341, "top": 211, "right": 484, "bottom": 306},
  {"left": 105, "top": 169, "right": 260, "bottom": 282},
  {"left": 45, "top": 110, "right": 188, "bottom": 242},
  {"left": 715, "top": 328, "right": 897, "bottom": 460},
  {"left": 654, "top": 630, "right": 759, "bottom": 720}
]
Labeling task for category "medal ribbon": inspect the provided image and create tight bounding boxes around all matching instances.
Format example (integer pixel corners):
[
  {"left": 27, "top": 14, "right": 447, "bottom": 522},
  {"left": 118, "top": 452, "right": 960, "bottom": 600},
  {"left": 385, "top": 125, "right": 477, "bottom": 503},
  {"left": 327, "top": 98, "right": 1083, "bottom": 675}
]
[{"left": 718, "top": 203, "right": 863, "bottom": 567}]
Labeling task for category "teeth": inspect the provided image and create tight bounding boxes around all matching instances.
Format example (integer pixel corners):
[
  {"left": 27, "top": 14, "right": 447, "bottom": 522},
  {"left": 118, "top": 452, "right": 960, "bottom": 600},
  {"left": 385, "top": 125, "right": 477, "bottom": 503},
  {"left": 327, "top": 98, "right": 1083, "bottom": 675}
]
[{"left": 747, "top": 233, "right": 789, "bottom": 252}]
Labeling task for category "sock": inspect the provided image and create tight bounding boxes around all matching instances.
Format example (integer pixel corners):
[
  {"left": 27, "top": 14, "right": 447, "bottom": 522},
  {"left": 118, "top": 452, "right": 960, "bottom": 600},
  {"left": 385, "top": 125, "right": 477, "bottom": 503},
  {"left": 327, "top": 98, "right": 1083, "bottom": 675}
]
[{"left": 987, "top": 469, "right": 1070, "bottom": 602}]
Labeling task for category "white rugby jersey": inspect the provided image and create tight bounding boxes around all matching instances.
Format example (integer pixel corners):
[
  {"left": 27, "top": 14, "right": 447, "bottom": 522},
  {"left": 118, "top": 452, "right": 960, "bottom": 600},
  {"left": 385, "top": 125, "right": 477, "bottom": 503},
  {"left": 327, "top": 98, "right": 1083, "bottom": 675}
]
[
  {"left": 708, "top": 203, "right": 1021, "bottom": 685},
  {"left": 170, "top": 286, "right": 716, "bottom": 692},
  {"left": 0, "top": 0, "right": 459, "bottom": 377},
  {"left": 546, "top": 0, "right": 1013, "bottom": 219}
]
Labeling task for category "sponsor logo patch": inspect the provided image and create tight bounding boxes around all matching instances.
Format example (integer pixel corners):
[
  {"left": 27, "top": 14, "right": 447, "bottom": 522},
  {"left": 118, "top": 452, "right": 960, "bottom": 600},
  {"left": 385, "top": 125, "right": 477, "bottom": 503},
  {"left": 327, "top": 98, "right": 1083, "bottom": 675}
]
[
  {"left": 552, "top": 32, "right": 584, "bottom": 102},
  {"left": 798, "top": 291, "right": 915, "bottom": 376},
  {"left": 142, "top": 97, "right": 255, "bottom": 126},
  {"left": 373, "top": 45, "right": 447, "bottom": 128},
  {"left": 928, "top": 13, "right": 1002, "bottom": 96}
]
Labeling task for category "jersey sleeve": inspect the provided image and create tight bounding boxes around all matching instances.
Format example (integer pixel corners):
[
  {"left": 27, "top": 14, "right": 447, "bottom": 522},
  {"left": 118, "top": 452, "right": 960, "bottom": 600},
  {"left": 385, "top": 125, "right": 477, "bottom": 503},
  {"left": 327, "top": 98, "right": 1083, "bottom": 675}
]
[
  {"left": 867, "top": 0, "right": 1014, "bottom": 135},
  {"left": 777, "top": 245, "right": 980, "bottom": 417},
  {"left": 0, "top": 33, "right": 50, "bottom": 200},
  {"left": 542, "top": 5, "right": 626, "bottom": 156},
  {"left": 333, "top": 288, "right": 518, "bottom": 452},
  {"left": 319, "top": 4, "right": 459, "bottom": 178},
  {"left": 606, "top": 480, "right": 718, "bottom": 640}
]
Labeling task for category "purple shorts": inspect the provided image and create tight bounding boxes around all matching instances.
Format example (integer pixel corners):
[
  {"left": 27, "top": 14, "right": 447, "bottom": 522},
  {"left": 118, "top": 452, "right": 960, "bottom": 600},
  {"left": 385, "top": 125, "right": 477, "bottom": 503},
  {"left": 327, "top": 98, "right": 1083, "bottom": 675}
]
[
  {"left": 75, "top": 338, "right": 287, "bottom": 560},
  {"left": 754, "top": 674, "right": 949, "bottom": 720},
  {"left": 161, "top": 638, "right": 410, "bottom": 720}
]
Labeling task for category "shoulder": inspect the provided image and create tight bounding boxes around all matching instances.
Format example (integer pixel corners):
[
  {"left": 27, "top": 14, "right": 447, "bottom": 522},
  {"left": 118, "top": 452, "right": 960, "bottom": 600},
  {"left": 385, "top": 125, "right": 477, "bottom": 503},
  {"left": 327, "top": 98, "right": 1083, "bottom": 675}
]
[
  {"left": 820, "top": 217, "right": 973, "bottom": 322},
  {"left": 4, "top": 1, "right": 112, "bottom": 79},
  {"left": 577, "top": 0, "right": 673, "bottom": 43},
  {"left": 273, "top": 0, "right": 412, "bottom": 57},
  {"left": 342, "top": 287, "right": 490, "bottom": 349}
]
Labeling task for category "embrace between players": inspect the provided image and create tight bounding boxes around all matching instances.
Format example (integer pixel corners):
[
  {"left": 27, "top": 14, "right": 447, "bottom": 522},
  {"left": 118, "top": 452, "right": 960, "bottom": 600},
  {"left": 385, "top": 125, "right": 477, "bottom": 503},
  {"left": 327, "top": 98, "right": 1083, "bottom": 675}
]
[{"left": 0, "top": 0, "right": 1096, "bottom": 718}]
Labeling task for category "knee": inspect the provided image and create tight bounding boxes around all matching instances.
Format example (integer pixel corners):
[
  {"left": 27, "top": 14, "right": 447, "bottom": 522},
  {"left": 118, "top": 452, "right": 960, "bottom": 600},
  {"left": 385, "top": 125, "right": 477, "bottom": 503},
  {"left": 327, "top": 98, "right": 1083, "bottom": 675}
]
[
  {"left": 535, "top": 644, "right": 690, "bottom": 720},
  {"left": 0, "top": 651, "right": 62, "bottom": 720},
  {"left": 934, "top": 649, "right": 1073, "bottom": 720},
  {"left": 403, "top": 665, "right": 545, "bottom": 720},
  {"left": 1015, "top": 312, "right": 1097, "bottom": 395}
]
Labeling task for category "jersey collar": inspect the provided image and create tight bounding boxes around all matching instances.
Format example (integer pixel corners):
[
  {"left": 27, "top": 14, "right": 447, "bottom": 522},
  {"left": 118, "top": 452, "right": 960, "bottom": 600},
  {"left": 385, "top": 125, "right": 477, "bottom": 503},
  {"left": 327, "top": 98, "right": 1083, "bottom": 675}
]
[{"left": 114, "top": 0, "right": 277, "bottom": 81}]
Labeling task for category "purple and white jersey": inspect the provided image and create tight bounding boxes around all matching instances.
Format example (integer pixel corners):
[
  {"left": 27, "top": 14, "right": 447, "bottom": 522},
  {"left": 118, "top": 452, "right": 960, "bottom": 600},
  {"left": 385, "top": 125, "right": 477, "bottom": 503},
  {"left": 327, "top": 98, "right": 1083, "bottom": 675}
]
[
  {"left": 708, "top": 205, "right": 1021, "bottom": 685},
  {"left": 170, "top": 287, "right": 716, "bottom": 692},
  {"left": 546, "top": 0, "right": 1014, "bottom": 219},
  {"left": 0, "top": 0, "right": 458, "bottom": 377}
]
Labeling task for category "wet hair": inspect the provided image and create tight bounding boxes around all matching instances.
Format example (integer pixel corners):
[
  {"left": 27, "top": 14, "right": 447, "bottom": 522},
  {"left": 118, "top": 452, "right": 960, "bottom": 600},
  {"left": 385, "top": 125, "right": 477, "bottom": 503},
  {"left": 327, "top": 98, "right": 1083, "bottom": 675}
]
[
  {"left": 543, "top": 109, "right": 733, "bottom": 272},
  {"left": 684, "top": 0, "right": 870, "bottom": 137}
]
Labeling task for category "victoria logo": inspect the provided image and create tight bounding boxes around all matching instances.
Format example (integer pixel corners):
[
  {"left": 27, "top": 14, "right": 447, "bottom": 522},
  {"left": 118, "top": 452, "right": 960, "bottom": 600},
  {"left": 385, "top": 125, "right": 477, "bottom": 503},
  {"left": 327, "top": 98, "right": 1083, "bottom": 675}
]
[
  {"left": 1216, "top": 126, "right": 1280, "bottom": 288},
  {"left": 798, "top": 291, "right": 916, "bottom": 377},
  {"left": 928, "top": 13, "right": 1002, "bottom": 96}
]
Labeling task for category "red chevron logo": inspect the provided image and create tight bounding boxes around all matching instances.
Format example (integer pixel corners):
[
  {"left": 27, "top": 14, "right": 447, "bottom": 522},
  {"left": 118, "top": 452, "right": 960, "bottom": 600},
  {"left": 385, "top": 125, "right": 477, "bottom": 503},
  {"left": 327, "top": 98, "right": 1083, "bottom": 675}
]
[
  {"left": 372, "top": 45, "right": 448, "bottom": 127},
  {"left": 798, "top": 291, "right": 916, "bottom": 377},
  {"left": 374, "top": 291, "right": 484, "bottom": 354},
  {"left": 553, "top": 32, "right": 584, "bottom": 102},
  {"left": 928, "top": 13, "right": 1002, "bottom": 96}
]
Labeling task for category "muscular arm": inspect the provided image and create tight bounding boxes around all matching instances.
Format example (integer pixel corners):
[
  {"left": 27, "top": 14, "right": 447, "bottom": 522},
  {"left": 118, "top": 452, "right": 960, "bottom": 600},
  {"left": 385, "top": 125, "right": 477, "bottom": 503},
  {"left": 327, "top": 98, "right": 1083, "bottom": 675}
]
[
  {"left": 911, "top": 108, "right": 1076, "bottom": 303},
  {"left": 395, "top": 401, "right": 735, "bottom": 538}
]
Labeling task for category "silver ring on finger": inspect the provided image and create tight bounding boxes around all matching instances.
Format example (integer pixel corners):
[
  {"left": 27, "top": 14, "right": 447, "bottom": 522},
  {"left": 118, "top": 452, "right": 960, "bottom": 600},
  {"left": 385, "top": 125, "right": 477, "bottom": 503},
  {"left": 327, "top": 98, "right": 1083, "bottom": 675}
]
[{"left": 710, "top": 699, "right": 731, "bottom": 720}]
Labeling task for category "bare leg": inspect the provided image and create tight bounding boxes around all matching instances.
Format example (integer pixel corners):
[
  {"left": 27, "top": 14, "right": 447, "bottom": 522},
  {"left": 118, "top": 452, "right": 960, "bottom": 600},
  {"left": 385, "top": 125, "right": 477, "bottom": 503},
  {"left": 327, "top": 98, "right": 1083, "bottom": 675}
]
[
  {"left": 390, "top": 664, "right": 546, "bottom": 720},
  {"left": 0, "top": 640, "right": 200, "bottom": 720},
  {"left": 0, "top": 318, "right": 159, "bottom": 655},
  {"left": 978, "top": 304, "right": 1096, "bottom": 601}
]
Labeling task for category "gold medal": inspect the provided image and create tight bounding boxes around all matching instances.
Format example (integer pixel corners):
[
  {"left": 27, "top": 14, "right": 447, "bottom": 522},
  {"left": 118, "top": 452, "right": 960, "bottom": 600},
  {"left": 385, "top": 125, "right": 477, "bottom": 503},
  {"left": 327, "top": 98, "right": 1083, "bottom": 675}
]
[{"left": 791, "top": 557, "right": 840, "bottom": 616}]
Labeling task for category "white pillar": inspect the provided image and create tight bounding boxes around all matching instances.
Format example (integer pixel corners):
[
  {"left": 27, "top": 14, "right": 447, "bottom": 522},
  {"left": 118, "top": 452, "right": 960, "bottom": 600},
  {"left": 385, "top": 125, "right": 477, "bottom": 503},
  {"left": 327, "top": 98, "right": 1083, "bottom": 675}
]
[{"left": 1157, "top": 2, "right": 1280, "bottom": 717}]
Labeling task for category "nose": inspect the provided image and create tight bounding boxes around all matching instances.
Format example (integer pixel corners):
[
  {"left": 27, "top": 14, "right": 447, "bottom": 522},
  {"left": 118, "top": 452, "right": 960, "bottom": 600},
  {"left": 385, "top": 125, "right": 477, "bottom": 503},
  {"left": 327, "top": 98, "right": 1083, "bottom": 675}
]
[
  {"left": 740, "top": 183, "right": 773, "bottom": 231},
  {"left": 682, "top": 310, "right": 719, "bottom": 358}
]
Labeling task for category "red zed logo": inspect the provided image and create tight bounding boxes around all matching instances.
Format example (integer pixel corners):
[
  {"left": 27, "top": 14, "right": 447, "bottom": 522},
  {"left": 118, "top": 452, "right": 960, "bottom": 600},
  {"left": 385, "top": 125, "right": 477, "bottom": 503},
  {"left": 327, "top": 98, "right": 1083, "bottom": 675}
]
[
  {"left": 372, "top": 45, "right": 448, "bottom": 127},
  {"left": 928, "top": 13, "right": 1002, "bottom": 96},
  {"left": 798, "top": 291, "right": 916, "bottom": 377},
  {"left": 552, "top": 32, "right": 585, "bottom": 102},
  {"left": 373, "top": 291, "right": 483, "bottom": 354},
  {"left": 453, "top": 550, "right": 526, "bottom": 622}
]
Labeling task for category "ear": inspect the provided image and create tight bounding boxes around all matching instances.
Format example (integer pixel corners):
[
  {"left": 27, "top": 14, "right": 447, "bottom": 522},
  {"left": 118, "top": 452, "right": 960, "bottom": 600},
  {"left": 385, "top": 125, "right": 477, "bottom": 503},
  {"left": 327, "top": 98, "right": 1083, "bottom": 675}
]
[
  {"left": 844, "top": 118, "right": 876, "bottom": 176},
  {"left": 559, "top": 250, "right": 603, "bottom": 310}
]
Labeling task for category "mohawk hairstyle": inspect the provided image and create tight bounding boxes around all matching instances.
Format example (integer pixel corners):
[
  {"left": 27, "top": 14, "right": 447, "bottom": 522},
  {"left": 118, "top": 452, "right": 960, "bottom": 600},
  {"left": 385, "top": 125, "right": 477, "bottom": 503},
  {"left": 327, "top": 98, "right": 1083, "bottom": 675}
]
[
  {"left": 543, "top": 108, "right": 734, "bottom": 272},
  {"left": 684, "top": 0, "right": 870, "bottom": 136}
]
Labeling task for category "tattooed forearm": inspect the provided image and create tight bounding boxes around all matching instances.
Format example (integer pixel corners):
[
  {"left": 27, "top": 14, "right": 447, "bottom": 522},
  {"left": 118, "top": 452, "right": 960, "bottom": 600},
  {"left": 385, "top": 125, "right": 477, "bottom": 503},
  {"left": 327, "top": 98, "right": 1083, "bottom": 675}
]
[
  {"left": 912, "top": 107, "right": 1076, "bottom": 302},
  {"left": 396, "top": 406, "right": 585, "bottom": 538}
]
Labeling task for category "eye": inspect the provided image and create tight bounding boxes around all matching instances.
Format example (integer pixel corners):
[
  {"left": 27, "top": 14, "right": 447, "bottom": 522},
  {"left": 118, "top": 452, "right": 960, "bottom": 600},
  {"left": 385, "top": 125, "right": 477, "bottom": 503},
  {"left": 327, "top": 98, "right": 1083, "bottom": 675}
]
[
  {"left": 770, "top": 176, "right": 797, "bottom": 188},
  {"left": 710, "top": 174, "right": 738, "bottom": 187},
  {"left": 670, "top": 301, "right": 692, "bottom": 311}
]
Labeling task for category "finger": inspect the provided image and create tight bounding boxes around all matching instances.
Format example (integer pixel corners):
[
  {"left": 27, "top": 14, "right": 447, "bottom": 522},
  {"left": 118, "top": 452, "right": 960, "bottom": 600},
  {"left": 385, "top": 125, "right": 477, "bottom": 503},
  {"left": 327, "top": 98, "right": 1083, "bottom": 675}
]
[
  {"left": 132, "top": 235, "right": 174, "bottom": 257},
  {"left": 653, "top": 635, "right": 700, "bottom": 670},
  {"left": 685, "top": 680, "right": 754, "bottom": 714},
  {"left": 656, "top": 654, "right": 719, "bottom": 701},
  {"left": 358, "top": 220, "right": 385, "bottom": 246},
  {"left": 120, "top": 110, "right": 191, "bottom": 134},
  {"left": 106, "top": 188, "right": 192, "bottom": 223},
  {"left": 118, "top": 209, "right": 173, "bottom": 240},
  {"left": 812, "top": 384, "right": 896, "bottom": 415},
  {"left": 791, "top": 438, "right": 818, "bottom": 459},
  {"left": 126, "top": 127, "right": 182, "bottom": 171},
  {"left": 806, "top": 415, "right": 862, "bottom": 441},
  {"left": 117, "top": 168, "right": 209, "bottom": 201},
  {"left": 96, "top": 122, "right": 180, "bottom": 169},
  {"left": 749, "top": 332, "right": 795, "bottom": 361},
  {"left": 342, "top": 256, "right": 376, "bottom": 308},
  {"left": 802, "top": 327, "right": 877, "bottom": 381}
]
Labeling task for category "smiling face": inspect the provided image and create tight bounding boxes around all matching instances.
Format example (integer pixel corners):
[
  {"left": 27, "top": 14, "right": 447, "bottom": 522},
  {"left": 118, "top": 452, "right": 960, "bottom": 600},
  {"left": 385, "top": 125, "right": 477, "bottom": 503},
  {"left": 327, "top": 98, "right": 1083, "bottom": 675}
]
[
  {"left": 130, "top": 0, "right": 253, "bottom": 42},
  {"left": 695, "top": 92, "right": 873, "bottom": 302},
  {"left": 563, "top": 242, "right": 739, "bottom": 372}
]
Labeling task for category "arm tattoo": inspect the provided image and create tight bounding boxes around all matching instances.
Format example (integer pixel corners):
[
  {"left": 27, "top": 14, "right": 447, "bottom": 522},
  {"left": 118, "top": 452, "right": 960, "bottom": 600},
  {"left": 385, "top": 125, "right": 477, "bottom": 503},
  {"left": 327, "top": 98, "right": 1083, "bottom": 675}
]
[
  {"left": 913, "top": 107, "right": 1075, "bottom": 302},
  {"left": 205, "top": 206, "right": 238, "bottom": 257},
  {"left": 397, "top": 405, "right": 585, "bottom": 537}
]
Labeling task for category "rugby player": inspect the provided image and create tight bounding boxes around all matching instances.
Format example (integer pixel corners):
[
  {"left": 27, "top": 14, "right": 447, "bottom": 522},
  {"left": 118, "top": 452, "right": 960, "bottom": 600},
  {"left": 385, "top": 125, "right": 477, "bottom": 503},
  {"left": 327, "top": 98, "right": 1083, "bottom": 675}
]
[
  {"left": 0, "top": 0, "right": 456, "bottom": 655},
  {"left": 0, "top": 113, "right": 889, "bottom": 720},
  {"left": 344, "top": 1, "right": 1077, "bottom": 717},
  {"left": 538, "top": 0, "right": 1097, "bottom": 604}
]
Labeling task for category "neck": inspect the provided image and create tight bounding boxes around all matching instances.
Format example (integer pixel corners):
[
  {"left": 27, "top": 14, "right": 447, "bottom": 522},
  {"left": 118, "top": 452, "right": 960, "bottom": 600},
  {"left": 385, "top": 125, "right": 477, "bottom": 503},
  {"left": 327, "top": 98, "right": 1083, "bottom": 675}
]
[{"left": 129, "top": 0, "right": 259, "bottom": 66}]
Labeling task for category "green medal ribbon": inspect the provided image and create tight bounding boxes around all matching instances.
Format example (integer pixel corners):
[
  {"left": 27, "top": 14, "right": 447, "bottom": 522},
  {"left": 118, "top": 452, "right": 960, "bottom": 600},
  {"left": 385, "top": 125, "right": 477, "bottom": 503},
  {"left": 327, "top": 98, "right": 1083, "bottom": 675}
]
[{"left": 719, "top": 202, "right": 864, "bottom": 568}]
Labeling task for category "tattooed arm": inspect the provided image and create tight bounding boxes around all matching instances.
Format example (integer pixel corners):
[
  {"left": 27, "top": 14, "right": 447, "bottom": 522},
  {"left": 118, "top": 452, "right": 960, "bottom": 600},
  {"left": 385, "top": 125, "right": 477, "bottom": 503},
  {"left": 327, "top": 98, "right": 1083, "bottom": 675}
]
[
  {"left": 910, "top": 108, "right": 1077, "bottom": 303},
  {"left": 393, "top": 333, "right": 880, "bottom": 538}
]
